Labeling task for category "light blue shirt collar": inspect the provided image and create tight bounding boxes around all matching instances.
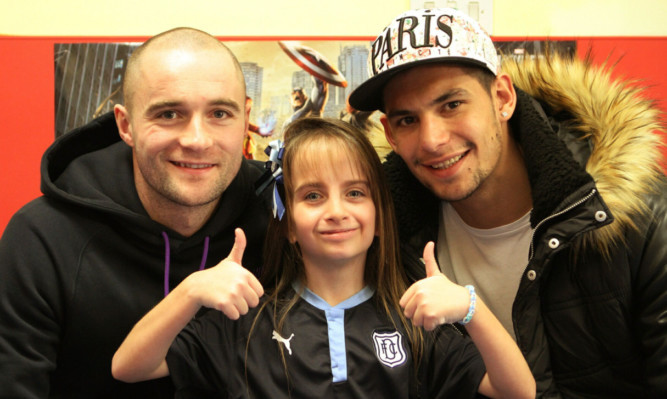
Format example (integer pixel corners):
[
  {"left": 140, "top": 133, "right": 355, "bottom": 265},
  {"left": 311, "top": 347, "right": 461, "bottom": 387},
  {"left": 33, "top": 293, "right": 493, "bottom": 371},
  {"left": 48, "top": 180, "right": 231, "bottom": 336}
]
[{"left": 292, "top": 281, "right": 375, "bottom": 310}]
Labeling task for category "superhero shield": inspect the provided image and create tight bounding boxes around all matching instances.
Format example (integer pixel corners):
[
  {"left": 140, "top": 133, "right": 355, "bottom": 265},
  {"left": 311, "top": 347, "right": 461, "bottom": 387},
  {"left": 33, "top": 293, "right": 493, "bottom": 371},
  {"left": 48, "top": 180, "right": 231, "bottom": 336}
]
[{"left": 279, "top": 41, "right": 348, "bottom": 88}]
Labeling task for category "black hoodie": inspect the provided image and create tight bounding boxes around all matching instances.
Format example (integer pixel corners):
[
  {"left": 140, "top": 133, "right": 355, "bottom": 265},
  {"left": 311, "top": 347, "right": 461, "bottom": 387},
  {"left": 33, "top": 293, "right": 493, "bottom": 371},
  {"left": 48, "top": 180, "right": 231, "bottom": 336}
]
[{"left": 0, "top": 112, "right": 271, "bottom": 398}]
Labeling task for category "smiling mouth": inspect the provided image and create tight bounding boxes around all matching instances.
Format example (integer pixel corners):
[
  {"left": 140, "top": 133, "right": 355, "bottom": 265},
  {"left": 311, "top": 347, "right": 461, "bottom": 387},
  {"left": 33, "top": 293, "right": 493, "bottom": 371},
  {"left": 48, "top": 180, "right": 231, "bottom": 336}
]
[
  {"left": 172, "top": 162, "right": 214, "bottom": 169},
  {"left": 321, "top": 228, "right": 356, "bottom": 235},
  {"left": 429, "top": 153, "right": 465, "bottom": 170}
]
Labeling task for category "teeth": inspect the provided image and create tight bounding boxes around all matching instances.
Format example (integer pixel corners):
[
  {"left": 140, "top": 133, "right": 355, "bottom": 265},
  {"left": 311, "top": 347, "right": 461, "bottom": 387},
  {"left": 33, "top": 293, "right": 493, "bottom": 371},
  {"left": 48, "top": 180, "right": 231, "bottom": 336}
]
[
  {"left": 174, "top": 162, "right": 212, "bottom": 169},
  {"left": 431, "top": 154, "right": 463, "bottom": 169}
]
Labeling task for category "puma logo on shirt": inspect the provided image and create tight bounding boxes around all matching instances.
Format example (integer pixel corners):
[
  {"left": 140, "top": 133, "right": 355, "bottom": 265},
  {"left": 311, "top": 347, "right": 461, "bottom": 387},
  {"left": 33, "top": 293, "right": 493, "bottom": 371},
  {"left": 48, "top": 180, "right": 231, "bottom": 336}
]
[{"left": 272, "top": 330, "right": 295, "bottom": 355}]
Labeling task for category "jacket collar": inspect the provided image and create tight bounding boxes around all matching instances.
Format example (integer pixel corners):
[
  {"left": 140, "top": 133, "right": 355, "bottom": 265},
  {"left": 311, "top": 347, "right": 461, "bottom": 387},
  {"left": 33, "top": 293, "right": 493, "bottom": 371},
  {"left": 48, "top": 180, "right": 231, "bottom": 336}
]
[{"left": 504, "top": 52, "right": 664, "bottom": 248}]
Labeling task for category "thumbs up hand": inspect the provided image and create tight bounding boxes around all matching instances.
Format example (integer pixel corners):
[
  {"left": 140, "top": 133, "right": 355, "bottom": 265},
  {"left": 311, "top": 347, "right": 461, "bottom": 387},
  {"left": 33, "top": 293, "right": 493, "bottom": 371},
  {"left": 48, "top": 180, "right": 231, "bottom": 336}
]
[
  {"left": 189, "top": 228, "right": 264, "bottom": 320},
  {"left": 399, "top": 242, "right": 470, "bottom": 330}
]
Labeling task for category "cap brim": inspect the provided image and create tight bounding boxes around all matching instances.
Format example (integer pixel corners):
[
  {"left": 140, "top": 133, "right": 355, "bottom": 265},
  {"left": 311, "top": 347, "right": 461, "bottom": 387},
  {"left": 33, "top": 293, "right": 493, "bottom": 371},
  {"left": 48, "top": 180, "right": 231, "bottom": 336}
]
[{"left": 348, "top": 56, "right": 493, "bottom": 112}]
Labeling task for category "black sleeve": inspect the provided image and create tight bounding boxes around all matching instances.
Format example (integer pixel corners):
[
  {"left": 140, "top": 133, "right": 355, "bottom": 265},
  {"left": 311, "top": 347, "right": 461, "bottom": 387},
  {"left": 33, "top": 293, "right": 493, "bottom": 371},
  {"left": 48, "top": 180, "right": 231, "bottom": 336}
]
[
  {"left": 634, "top": 187, "right": 667, "bottom": 397},
  {"left": 0, "top": 204, "right": 65, "bottom": 398},
  {"left": 166, "top": 309, "right": 235, "bottom": 396},
  {"left": 421, "top": 325, "right": 487, "bottom": 399}
]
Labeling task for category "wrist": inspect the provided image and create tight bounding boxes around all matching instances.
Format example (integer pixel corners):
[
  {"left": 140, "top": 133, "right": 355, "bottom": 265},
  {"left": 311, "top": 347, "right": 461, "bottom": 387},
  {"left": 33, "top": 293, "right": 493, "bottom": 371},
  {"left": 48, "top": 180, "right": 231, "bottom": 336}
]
[{"left": 179, "top": 273, "right": 206, "bottom": 309}]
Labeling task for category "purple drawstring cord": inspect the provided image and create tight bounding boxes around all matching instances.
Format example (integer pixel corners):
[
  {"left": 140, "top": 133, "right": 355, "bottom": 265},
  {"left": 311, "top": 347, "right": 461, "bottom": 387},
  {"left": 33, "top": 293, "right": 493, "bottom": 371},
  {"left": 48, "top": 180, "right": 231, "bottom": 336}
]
[
  {"left": 162, "top": 232, "right": 210, "bottom": 297},
  {"left": 199, "top": 236, "right": 210, "bottom": 271},
  {"left": 162, "top": 232, "right": 170, "bottom": 297}
]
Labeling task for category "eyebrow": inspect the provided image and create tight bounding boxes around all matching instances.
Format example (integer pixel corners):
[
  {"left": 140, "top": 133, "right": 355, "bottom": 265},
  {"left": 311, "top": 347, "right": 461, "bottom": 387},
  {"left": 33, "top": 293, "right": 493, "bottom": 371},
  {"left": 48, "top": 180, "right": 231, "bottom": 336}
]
[
  {"left": 385, "top": 88, "right": 468, "bottom": 119},
  {"left": 430, "top": 88, "right": 467, "bottom": 106},
  {"left": 209, "top": 98, "right": 243, "bottom": 112},
  {"left": 144, "top": 101, "right": 182, "bottom": 116},
  {"left": 294, "top": 179, "right": 370, "bottom": 193},
  {"left": 144, "top": 98, "right": 242, "bottom": 116}
]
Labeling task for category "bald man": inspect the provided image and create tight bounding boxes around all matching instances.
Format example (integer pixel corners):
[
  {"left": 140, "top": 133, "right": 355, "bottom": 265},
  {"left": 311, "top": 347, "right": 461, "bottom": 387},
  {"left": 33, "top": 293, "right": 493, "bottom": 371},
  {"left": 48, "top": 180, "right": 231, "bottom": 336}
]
[{"left": 0, "top": 28, "right": 270, "bottom": 398}]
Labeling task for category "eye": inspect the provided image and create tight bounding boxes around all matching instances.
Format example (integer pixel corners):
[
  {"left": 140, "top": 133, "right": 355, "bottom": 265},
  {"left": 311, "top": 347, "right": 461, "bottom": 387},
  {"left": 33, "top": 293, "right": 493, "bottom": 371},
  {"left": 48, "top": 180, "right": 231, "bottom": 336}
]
[
  {"left": 304, "top": 192, "right": 322, "bottom": 201},
  {"left": 160, "top": 110, "right": 177, "bottom": 120},
  {"left": 396, "top": 115, "right": 416, "bottom": 127},
  {"left": 445, "top": 101, "right": 461, "bottom": 110},
  {"left": 213, "top": 109, "right": 230, "bottom": 119},
  {"left": 347, "top": 189, "right": 366, "bottom": 198}
]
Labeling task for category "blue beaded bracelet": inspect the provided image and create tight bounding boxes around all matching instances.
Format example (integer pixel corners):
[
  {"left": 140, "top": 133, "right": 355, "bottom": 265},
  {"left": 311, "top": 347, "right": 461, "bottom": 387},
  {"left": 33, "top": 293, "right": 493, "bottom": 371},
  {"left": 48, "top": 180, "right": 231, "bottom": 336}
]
[{"left": 460, "top": 285, "right": 476, "bottom": 325}]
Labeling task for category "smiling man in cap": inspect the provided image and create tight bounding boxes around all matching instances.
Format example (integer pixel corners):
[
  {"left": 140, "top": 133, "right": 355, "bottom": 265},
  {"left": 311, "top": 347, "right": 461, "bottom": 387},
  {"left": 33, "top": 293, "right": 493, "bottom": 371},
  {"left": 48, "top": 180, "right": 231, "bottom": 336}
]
[{"left": 349, "top": 7, "right": 667, "bottom": 399}]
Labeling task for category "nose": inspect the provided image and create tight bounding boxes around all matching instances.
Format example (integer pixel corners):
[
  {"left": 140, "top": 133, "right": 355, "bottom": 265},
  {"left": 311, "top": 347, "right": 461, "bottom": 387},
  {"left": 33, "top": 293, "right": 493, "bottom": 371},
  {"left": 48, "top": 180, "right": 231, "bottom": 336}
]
[
  {"left": 324, "top": 196, "right": 347, "bottom": 221},
  {"left": 419, "top": 114, "right": 450, "bottom": 153},
  {"left": 179, "top": 115, "right": 213, "bottom": 150}
]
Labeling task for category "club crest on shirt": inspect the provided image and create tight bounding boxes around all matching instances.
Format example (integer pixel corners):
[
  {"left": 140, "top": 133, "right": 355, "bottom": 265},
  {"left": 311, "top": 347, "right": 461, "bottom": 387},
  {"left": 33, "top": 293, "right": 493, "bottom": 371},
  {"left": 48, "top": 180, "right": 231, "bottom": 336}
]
[{"left": 372, "top": 330, "right": 407, "bottom": 368}]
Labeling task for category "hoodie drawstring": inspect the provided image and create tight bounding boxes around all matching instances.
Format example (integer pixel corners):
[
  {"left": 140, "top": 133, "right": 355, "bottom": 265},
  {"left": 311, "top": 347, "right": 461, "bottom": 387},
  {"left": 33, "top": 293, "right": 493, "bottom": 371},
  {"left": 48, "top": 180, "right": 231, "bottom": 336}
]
[{"left": 161, "top": 232, "right": 210, "bottom": 297}]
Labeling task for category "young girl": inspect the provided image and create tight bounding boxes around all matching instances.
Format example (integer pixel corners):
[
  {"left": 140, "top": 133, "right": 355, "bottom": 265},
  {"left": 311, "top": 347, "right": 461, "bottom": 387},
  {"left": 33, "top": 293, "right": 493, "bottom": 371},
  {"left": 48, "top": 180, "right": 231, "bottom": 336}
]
[{"left": 112, "top": 117, "right": 534, "bottom": 398}]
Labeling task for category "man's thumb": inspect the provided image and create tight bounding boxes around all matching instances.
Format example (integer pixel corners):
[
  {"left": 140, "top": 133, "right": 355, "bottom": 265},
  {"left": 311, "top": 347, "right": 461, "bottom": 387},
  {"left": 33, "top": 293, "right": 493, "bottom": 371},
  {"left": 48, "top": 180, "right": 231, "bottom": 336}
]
[
  {"left": 228, "top": 228, "right": 247, "bottom": 263},
  {"left": 422, "top": 241, "right": 439, "bottom": 277}
]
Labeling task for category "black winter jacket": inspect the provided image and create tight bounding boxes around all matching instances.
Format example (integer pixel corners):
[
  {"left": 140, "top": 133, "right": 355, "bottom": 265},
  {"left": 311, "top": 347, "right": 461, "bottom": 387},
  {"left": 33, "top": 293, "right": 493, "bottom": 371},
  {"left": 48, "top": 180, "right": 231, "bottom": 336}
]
[
  {"left": 0, "top": 112, "right": 271, "bottom": 398},
  {"left": 384, "top": 55, "right": 667, "bottom": 398}
]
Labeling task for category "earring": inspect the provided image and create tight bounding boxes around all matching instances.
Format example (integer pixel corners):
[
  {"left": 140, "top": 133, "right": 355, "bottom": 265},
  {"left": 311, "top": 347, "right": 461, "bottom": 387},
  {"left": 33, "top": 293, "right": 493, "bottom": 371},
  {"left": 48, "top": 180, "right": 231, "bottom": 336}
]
[{"left": 501, "top": 111, "right": 508, "bottom": 118}]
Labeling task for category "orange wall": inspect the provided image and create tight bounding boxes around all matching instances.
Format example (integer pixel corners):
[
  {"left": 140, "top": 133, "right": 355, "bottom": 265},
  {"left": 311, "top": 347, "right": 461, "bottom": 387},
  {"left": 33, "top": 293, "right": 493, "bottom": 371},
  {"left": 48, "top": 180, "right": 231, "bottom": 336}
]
[{"left": 1, "top": 36, "right": 666, "bottom": 235}]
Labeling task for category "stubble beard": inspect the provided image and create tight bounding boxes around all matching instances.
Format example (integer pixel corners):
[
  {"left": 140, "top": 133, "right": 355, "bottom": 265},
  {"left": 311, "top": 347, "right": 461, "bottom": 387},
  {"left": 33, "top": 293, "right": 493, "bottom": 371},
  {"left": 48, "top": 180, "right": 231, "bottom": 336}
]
[
  {"left": 161, "top": 176, "right": 226, "bottom": 208},
  {"left": 137, "top": 160, "right": 231, "bottom": 210},
  {"left": 422, "top": 122, "right": 503, "bottom": 204}
]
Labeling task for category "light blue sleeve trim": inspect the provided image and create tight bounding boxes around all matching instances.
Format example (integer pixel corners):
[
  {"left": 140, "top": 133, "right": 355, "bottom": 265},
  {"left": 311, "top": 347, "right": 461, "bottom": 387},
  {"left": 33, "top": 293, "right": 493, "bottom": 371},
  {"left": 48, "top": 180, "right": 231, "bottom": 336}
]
[{"left": 292, "top": 283, "right": 375, "bottom": 382}]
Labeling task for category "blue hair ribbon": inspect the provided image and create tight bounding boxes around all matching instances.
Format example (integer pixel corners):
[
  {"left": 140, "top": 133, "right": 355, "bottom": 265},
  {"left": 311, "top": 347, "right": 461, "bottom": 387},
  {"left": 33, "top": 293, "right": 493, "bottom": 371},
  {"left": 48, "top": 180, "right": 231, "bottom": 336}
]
[{"left": 254, "top": 139, "right": 285, "bottom": 220}]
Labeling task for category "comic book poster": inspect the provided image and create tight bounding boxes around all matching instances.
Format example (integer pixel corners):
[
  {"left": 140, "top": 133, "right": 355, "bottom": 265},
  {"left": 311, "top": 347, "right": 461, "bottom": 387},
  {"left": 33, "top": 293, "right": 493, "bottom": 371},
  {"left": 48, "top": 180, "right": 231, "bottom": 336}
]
[
  {"left": 54, "top": 39, "right": 575, "bottom": 160},
  {"left": 54, "top": 39, "right": 384, "bottom": 159}
]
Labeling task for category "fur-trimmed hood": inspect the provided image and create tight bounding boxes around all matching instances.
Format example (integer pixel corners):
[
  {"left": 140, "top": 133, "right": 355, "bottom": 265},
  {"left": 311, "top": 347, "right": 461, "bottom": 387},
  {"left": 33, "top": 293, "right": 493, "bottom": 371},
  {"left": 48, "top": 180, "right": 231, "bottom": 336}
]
[{"left": 503, "top": 52, "right": 665, "bottom": 251}]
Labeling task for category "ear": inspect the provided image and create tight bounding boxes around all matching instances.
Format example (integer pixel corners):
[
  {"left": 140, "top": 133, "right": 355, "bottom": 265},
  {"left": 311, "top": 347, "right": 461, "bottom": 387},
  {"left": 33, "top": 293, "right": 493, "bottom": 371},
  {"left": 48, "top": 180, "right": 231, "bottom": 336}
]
[
  {"left": 285, "top": 216, "right": 297, "bottom": 244},
  {"left": 244, "top": 96, "right": 252, "bottom": 133},
  {"left": 287, "top": 228, "right": 297, "bottom": 244},
  {"left": 114, "top": 104, "right": 134, "bottom": 147},
  {"left": 494, "top": 73, "right": 516, "bottom": 121},
  {"left": 380, "top": 115, "right": 398, "bottom": 151}
]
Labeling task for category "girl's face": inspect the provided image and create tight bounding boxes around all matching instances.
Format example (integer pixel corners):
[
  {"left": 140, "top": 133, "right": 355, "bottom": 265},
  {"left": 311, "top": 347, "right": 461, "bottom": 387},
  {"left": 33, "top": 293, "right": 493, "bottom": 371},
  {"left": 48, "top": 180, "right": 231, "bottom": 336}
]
[{"left": 288, "top": 147, "right": 376, "bottom": 271}]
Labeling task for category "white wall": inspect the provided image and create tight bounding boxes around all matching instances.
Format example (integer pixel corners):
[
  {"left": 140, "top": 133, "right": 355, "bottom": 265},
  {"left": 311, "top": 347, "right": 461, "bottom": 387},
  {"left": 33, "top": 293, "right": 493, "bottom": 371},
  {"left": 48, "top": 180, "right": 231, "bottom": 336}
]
[{"left": 1, "top": 0, "right": 665, "bottom": 37}]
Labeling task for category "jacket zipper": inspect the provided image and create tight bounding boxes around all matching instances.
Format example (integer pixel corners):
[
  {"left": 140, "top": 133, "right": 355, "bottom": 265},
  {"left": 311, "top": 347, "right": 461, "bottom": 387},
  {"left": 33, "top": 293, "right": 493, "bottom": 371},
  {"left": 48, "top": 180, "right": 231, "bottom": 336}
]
[{"left": 528, "top": 188, "right": 597, "bottom": 260}]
